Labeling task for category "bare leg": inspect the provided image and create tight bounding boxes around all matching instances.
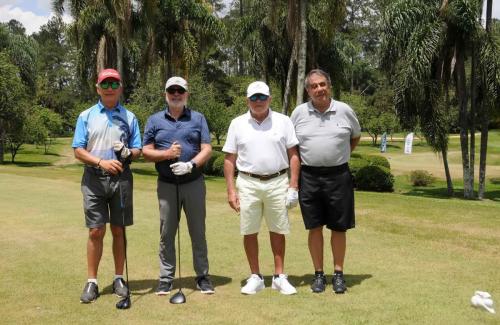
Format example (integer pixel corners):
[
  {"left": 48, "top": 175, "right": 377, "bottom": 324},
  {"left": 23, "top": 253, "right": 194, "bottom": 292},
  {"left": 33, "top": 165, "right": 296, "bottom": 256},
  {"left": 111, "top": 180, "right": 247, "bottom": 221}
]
[
  {"left": 331, "top": 230, "right": 346, "bottom": 272},
  {"left": 87, "top": 226, "right": 106, "bottom": 278},
  {"left": 111, "top": 224, "right": 125, "bottom": 275},
  {"left": 244, "top": 233, "right": 260, "bottom": 274},
  {"left": 308, "top": 226, "right": 324, "bottom": 271},
  {"left": 269, "top": 232, "right": 285, "bottom": 274}
]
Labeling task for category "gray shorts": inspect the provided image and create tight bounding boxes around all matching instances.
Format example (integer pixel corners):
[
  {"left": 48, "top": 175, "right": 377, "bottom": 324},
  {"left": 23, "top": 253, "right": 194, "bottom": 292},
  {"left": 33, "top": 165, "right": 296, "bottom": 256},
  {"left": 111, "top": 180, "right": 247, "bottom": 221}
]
[{"left": 81, "top": 166, "right": 133, "bottom": 228}]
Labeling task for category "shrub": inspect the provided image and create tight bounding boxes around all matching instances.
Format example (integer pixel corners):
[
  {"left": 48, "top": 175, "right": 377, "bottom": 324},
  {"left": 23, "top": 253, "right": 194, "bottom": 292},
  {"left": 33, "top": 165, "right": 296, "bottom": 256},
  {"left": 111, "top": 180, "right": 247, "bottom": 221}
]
[
  {"left": 365, "top": 154, "right": 391, "bottom": 169},
  {"left": 203, "top": 150, "right": 224, "bottom": 175},
  {"left": 490, "top": 177, "right": 500, "bottom": 185},
  {"left": 410, "top": 170, "right": 435, "bottom": 186},
  {"left": 355, "top": 165, "right": 394, "bottom": 192},
  {"left": 211, "top": 154, "right": 225, "bottom": 176},
  {"left": 349, "top": 157, "right": 369, "bottom": 176}
]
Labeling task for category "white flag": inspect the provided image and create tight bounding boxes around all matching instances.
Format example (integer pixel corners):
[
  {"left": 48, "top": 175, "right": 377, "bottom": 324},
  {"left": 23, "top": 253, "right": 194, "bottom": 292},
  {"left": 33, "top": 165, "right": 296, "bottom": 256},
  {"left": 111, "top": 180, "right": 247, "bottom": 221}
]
[
  {"left": 404, "top": 132, "right": 414, "bottom": 154},
  {"left": 380, "top": 132, "right": 387, "bottom": 153}
]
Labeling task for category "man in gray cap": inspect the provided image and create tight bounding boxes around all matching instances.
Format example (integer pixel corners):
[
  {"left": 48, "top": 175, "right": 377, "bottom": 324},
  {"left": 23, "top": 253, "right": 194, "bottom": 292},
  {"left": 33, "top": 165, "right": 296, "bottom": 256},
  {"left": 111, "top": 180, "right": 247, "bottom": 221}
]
[
  {"left": 223, "top": 81, "right": 300, "bottom": 295},
  {"left": 142, "top": 76, "right": 214, "bottom": 295}
]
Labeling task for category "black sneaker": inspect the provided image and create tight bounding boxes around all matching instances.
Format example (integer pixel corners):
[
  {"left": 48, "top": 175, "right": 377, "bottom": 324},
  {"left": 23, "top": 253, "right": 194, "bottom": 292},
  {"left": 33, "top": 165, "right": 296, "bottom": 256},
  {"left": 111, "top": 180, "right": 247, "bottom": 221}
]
[
  {"left": 80, "top": 282, "right": 99, "bottom": 303},
  {"left": 311, "top": 273, "right": 327, "bottom": 293},
  {"left": 333, "top": 273, "right": 347, "bottom": 294},
  {"left": 196, "top": 276, "right": 215, "bottom": 294},
  {"left": 155, "top": 281, "right": 173, "bottom": 295},
  {"left": 113, "top": 278, "right": 129, "bottom": 298}
]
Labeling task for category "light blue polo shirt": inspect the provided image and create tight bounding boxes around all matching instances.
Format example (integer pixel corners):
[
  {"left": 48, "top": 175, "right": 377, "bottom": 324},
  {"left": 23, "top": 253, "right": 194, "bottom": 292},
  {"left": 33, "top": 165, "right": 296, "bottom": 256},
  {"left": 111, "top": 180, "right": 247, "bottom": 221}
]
[{"left": 72, "top": 101, "right": 142, "bottom": 160}]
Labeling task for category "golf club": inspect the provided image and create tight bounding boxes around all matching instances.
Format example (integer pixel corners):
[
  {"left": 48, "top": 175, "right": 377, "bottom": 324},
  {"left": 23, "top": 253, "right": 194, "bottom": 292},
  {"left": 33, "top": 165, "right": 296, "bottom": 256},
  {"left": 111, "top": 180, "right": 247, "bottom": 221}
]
[
  {"left": 170, "top": 175, "right": 186, "bottom": 304},
  {"left": 116, "top": 151, "right": 131, "bottom": 310}
]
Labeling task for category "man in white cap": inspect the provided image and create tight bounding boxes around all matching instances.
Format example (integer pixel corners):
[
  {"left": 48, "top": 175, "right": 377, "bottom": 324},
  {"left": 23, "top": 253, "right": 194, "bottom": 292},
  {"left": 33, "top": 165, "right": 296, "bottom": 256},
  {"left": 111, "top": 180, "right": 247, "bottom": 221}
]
[
  {"left": 73, "top": 68, "right": 142, "bottom": 303},
  {"left": 223, "top": 81, "right": 300, "bottom": 295},
  {"left": 142, "top": 76, "right": 214, "bottom": 295}
]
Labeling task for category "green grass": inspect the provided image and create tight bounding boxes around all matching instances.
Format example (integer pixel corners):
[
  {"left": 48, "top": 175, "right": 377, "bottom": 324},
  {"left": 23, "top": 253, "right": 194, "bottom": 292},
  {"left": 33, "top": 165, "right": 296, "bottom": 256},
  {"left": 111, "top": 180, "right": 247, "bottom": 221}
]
[{"left": 0, "top": 134, "right": 499, "bottom": 324}]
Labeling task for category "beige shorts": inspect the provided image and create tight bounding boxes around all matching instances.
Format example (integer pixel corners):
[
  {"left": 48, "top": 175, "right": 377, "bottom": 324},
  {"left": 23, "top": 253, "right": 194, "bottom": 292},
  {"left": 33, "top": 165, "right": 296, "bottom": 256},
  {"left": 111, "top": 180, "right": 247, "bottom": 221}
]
[{"left": 236, "top": 173, "right": 290, "bottom": 235}]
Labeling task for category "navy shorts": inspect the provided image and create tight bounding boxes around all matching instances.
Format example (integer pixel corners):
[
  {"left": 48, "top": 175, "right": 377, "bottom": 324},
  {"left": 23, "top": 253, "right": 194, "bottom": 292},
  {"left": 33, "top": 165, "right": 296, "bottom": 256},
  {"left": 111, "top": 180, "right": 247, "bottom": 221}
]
[
  {"left": 299, "top": 164, "right": 355, "bottom": 231},
  {"left": 81, "top": 166, "right": 134, "bottom": 228}
]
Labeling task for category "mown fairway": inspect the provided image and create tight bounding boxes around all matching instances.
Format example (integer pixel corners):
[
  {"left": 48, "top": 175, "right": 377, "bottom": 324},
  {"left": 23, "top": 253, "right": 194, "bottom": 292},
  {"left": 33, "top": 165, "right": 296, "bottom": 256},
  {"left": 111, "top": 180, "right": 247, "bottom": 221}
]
[{"left": 0, "top": 136, "right": 499, "bottom": 324}]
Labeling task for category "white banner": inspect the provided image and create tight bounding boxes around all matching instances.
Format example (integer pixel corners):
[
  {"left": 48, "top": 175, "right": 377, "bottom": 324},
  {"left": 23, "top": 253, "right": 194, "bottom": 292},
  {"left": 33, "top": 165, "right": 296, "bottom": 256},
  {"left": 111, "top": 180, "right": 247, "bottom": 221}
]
[{"left": 404, "top": 132, "right": 414, "bottom": 154}]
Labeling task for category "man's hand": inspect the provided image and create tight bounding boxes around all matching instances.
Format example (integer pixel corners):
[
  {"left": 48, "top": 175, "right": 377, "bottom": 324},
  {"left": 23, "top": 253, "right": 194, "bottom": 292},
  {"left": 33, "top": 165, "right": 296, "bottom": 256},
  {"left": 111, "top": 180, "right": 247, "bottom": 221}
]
[
  {"left": 227, "top": 190, "right": 240, "bottom": 213},
  {"left": 169, "top": 141, "right": 182, "bottom": 159},
  {"left": 170, "top": 161, "right": 193, "bottom": 175},
  {"left": 113, "top": 141, "right": 131, "bottom": 162},
  {"left": 99, "top": 159, "right": 123, "bottom": 175},
  {"left": 285, "top": 188, "right": 299, "bottom": 209}
]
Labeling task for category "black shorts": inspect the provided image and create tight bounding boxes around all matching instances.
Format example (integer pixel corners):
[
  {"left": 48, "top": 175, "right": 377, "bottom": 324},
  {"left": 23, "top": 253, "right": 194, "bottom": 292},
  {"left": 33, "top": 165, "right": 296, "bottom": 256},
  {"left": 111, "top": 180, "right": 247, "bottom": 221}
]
[
  {"left": 299, "top": 164, "right": 355, "bottom": 231},
  {"left": 81, "top": 166, "right": 134, "bottom": 228}
]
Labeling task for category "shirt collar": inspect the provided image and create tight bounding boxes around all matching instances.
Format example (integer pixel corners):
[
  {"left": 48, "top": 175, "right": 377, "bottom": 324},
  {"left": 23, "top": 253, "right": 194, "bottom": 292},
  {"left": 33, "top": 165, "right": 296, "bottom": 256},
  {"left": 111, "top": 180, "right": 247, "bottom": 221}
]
[
  {"left": 164, "top": 106, "right": 191, "bottom": 120},
  {"left": 246, "top": 108, "right": 272, "bottom": 123},
  {"left": 307, "top": 99, "right": 335, "bottom": 113},
  {"left": 98, "top": 100, "right": 122, "bottom": 113}
]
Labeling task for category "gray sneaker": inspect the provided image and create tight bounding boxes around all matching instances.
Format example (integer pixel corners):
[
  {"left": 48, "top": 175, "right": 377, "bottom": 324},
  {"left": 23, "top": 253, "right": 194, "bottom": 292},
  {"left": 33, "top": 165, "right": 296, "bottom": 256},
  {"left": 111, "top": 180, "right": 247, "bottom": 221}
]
[
  {"left": 80, "top": 282, "right": 99, "bottom": 303},
  {"left": 113, "top": 278, "right": 129, "bottom": 298},
  {"left": 155, "top": 281, "right": 173, "bottom": 295}
]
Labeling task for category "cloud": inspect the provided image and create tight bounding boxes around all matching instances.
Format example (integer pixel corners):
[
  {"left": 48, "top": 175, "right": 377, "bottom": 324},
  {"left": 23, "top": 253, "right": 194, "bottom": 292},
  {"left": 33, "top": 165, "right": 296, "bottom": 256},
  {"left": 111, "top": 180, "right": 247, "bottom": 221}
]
[{"left": 0, "top": 4, "right": 72, "bottom": 35}]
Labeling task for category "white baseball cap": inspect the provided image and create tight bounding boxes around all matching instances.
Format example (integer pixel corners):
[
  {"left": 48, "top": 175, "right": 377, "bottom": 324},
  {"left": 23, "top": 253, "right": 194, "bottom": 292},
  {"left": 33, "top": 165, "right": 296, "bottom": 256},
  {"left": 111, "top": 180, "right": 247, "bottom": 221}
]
[
  {"left": 246, "top": 81, "right": 270, "bottom": 97},
  {"left": 165, "top": 76, "right": 188, "bottom": 91}
]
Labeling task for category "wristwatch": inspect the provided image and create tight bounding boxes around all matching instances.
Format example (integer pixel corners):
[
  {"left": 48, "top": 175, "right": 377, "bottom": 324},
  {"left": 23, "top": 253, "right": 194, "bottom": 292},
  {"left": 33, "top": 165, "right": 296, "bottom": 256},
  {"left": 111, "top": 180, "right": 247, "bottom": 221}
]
[{"left": 190, "top": 160, "right": 197, "bottom": 169}]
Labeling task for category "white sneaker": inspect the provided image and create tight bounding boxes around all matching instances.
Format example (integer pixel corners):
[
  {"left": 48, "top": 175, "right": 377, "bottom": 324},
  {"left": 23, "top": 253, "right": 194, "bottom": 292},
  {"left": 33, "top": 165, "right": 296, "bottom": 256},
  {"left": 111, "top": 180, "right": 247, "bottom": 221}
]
[
  {"left": 272, "top": 274, "right": 297, "bottom": 295},
  {"left": 241, "top": 274, "right": 265, "bottom": 295}
]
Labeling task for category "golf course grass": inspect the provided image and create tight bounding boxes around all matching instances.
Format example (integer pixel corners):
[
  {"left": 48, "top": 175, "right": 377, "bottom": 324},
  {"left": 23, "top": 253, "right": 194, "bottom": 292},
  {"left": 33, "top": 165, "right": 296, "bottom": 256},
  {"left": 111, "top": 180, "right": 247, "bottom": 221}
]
[{"left": 0, "top": 134, "right": 499, "bottom": 324}]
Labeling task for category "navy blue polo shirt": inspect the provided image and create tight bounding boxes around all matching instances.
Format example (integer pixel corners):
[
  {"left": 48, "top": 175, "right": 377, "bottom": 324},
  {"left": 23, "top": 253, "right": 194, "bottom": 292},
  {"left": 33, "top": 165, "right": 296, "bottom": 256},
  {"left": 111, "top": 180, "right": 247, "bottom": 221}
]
[{"left": 143, "top": 106, "right": 211, "bottom": 183}]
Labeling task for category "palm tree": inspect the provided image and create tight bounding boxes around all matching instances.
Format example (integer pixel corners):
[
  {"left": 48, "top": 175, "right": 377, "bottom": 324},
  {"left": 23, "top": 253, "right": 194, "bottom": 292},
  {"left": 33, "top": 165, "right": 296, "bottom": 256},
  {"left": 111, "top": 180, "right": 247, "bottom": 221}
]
[{"left": 381, "top": 0, "right": 499, "bottom": 198}]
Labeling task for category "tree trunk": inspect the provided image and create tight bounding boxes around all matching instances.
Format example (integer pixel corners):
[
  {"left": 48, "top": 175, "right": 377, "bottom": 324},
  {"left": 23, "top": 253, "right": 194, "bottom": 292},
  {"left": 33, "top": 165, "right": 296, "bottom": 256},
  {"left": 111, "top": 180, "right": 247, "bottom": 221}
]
[
  {"left": 296, "top": 0, "right": 307, "bottom": 105},
  {"left": 455, "top": 42, "right": 473, "bottom": 199},
  {"left": 96, "top": 36, "right": 106, "bottom": 73},
  {"left": 441, "top": 148, "right": 454, "bottom": 196},
  {"left": 238, "top": 0, "right": 244, "bottom": 74},
  {"left": 282, "top": 37, "right": 298, "bottom": 115},
  {"left": 116, "top": 20, "right": 124, "bottom": 85},
  {"left": 470, "top": 45, "right": 478, "bottom": 197}
]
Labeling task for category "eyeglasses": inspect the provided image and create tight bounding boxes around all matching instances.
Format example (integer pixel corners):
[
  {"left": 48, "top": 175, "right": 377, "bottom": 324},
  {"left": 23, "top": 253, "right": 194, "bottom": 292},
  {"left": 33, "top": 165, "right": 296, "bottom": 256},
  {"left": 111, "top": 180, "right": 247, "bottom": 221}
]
[
  {"left": 249, "top": 94, "right": 269, "bottom": 102},
  {"left": 166, "top": 87, "right": 187, "bottom": 95},
  {"left": 99, "top": 81, "right": 121, "bottom": 90}
]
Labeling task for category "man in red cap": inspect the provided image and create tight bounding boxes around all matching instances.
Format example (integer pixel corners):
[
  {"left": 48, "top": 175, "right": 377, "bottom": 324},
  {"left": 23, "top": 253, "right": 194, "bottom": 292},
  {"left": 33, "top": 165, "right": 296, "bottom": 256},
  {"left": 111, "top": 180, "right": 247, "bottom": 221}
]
[{"left": 72, "top": 68, "right": 142, "bottom": 303}]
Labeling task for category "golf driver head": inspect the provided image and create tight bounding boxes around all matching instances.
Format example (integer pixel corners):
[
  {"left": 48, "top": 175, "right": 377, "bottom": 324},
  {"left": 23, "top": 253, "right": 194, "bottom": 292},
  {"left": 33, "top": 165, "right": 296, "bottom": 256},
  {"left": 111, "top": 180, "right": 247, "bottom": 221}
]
[
  {"left": 169, "top": 290, "right": 186, "bottom": 304},
  {"left": 116, "top": 296, "right": 131, "bottom": 309}
]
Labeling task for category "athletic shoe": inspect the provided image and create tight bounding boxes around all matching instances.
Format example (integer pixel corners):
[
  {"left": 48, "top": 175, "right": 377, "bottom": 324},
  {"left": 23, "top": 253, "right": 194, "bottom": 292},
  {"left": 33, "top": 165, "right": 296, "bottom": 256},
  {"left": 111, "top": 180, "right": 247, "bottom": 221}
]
[
  {"left": 155, "top": 281, "right": 173, "bottom": 295},
  {"left": 80, "top": 282, "right": 99, "bottom": 303},
  {"left": 311, "top": 273, "right": 327, "bottom": 293},
  {"left": 241, "top": 274, "right": 265, "bottom": 295},
  {"left": 113, "top": 278, "right": 129, "bottom": 298},
  {"left": 271, "top": 274, "right": 297, "bottom": 295},
  {"left": 333, "top": 273, "right": 347, "bottom": 294},
  {"left": 196, "top": 276, "right": 215, "bottom": 294}
]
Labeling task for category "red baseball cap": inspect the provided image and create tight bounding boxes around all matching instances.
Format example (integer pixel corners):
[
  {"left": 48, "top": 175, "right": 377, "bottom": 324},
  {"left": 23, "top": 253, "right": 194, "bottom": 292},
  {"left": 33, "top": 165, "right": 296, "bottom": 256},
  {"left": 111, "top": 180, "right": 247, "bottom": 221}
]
[{"left": 97, "top": 69, "right": 121, "bottom": 84}]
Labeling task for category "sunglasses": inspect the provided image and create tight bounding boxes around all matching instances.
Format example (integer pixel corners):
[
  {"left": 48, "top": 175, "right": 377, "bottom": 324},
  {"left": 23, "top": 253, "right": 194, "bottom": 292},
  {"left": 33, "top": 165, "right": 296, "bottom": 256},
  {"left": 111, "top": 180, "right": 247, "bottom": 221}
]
[
  {"left": 99, "top": 81, "right": 121, "bottom": 90},
  {"left": 166, "top": 87, "right": 187, "bottom": 95},
  {"left": 249, "top": 94, "right": 269, "bottom": 102}
]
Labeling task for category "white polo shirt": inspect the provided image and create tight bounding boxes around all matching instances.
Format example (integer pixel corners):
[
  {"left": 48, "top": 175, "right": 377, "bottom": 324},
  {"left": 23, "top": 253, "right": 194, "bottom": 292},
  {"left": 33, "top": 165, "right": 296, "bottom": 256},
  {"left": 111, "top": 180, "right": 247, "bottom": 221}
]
[
  {"left": 223, "top": 109, "right": 299, "bottom": 175},
  {"left": 291, "top": 99, "right": 361, "bottom": 167}
]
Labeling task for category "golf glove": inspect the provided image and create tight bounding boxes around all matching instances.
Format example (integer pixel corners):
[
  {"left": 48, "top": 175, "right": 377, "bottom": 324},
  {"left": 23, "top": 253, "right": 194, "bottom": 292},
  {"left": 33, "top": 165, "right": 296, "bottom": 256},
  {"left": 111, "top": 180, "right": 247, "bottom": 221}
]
[
  {"left": 170, "top": 161, "right": 193, "bottom": 175},
  {"left": 113, "top": 141, "right": 132, "bottom": 164},
  {"left": 285, "top": 188, "right": 299, "bottom": 209}
]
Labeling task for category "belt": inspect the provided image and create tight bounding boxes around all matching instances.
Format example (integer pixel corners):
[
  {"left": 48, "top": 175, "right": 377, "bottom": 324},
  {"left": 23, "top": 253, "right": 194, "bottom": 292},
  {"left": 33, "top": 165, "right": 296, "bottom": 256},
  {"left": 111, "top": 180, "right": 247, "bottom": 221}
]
[
  {"left": 239, "top": 169, "right": 288, "bottom": 181},
  {"left": 301, "top": 163, "right": 348, "bottom": 174}
]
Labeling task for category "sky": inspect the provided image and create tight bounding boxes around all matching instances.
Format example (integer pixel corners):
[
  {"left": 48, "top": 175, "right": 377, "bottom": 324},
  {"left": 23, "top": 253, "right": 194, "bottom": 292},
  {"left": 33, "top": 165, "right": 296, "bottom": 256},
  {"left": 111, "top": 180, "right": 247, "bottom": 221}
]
[{"left": 1, "top": 0, "right": 499, "bottom": 35}]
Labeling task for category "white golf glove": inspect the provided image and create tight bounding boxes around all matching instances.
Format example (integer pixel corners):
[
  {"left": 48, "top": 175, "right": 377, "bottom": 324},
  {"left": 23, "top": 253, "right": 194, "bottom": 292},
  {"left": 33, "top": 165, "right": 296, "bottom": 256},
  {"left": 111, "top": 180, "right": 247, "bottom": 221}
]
[
  {"left": 170, "top": 161, "right": 193, "bottom": 175},
  {"left": 285, "top": 188, "right": 299, "bottom": 209},
  {"left": 471, "top": 291, "right": 496, "bottom": 314},
  {"left": 113, "top": 141, "right": 131, "bottom": 160}
]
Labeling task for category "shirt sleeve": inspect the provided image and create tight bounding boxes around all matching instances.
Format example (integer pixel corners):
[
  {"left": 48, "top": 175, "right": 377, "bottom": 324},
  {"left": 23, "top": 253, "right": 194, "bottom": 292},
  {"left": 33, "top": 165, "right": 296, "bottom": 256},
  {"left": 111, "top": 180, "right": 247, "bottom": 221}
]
[
  {"left": 200, "top": 115, "right": 211, "bottom": 144},
  {"left": 128, "top": 115, "right": 142, "bottom": 149},
  {"left": 347, "top": 108, "right": 361, "bottom": 138},
  {"left": 222, "top": 120, "right": 237, "bottom": 154},
  {"left": 142, "top": 115, "right": 156, "bottom": 146},
  {"left": 284, "top": 117, "right": 299, "bottom": 148},
  {"left": 71, "top": 114, "right": 88, "bottom": 148}
]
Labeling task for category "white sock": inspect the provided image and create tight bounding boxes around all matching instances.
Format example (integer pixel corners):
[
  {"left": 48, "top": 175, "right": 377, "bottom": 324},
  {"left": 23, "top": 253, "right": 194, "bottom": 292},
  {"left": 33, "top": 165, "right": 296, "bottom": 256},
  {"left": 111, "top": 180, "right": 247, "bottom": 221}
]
[
  {"left": 114, "top": 275, "right": 124, "bottom": 281},
  {"left": 88, "top": 278, "right": 97, "bottom": 284}
]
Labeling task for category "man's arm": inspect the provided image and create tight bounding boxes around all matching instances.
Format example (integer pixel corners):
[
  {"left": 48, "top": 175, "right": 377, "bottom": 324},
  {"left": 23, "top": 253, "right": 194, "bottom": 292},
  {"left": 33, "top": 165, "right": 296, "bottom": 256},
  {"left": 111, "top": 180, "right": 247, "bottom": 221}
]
[
  {"left": 74, "top": 147, "right": 123, "bottom": 175},
  {"left": 191, "top": 143, "right": 212, "bottom": 166},
  {"left": 287, "top": 146, "right": 300, "bottom": 189},
  {"left": 224, "top": 153, "right": 240, "bottom": 213},
  {"left": 350, "top": 136, "right": 361, "bottom": 152},
  {"left": 142, "top": 143, "right": 181, "bottom": 162}
]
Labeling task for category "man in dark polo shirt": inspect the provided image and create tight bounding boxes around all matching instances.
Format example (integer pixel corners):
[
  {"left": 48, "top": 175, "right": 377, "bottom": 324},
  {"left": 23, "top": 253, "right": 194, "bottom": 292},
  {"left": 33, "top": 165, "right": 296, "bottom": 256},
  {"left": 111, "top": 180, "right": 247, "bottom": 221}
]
[
  {"left": 291, "top": 69, "right": 361, "bottom": 294},
  {"left": 142, "top": 76, "right": 214, "bottom": 295}
]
